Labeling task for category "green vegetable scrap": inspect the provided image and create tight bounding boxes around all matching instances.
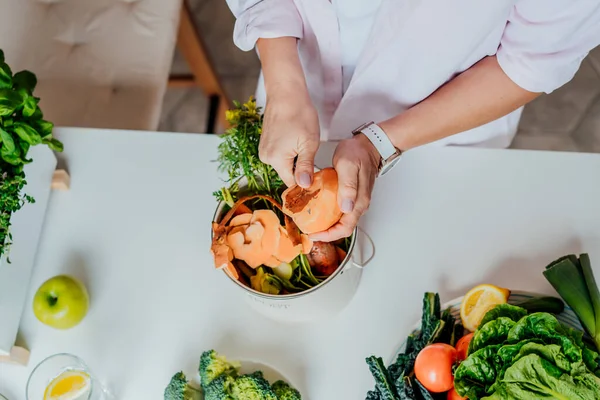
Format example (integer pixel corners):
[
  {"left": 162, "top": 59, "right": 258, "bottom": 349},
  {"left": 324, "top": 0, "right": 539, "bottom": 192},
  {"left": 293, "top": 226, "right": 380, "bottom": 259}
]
[
  {"left": 0, "top": 49, "right": 64, "bottom": 261},
  {"left": 164, "top": 372, "right": 202, "bottom": 400},
  {"left": 213, "top": 97, "right": 283, "bottom": 207},
  {"left": 365, "top": 292, "right": 464, "bottom": 400},
  {"left": 454, "top": 305, "right": 600, "bottom": 400},
  {"left": 250, "top": 267, "right": 283, "bottom": 295},
  {"left": 543, "top": 253, "right": 600, "bottom": 352},
  {"left": 235, "top": 240, "right": 332, "bottom": 296},
  {"left": 166, "top": 349, "right": 302, "bottom": 400}
]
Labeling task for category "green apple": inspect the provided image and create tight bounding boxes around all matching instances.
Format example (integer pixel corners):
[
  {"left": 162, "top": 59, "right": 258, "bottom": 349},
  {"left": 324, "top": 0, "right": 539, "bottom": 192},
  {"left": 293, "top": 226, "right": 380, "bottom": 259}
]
[{"left": 33, "top": 275, "right": 89, "bottom": 329}]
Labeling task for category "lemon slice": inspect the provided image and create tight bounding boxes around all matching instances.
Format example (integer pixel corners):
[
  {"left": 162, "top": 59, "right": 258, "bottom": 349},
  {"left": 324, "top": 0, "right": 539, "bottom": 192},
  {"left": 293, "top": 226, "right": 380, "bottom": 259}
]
[
  {"left": 44, "top": 370, "right": 91, "bottom": 400},
  {"left": 460, "top": 284, "right": 511, "bottom": 332}
]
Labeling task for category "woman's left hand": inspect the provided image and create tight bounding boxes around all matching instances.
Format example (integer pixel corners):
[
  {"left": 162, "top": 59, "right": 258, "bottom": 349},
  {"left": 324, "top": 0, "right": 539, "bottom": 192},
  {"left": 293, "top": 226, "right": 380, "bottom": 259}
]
[{"left": 309, "top": 133, "right": 381, "bottom": 242}]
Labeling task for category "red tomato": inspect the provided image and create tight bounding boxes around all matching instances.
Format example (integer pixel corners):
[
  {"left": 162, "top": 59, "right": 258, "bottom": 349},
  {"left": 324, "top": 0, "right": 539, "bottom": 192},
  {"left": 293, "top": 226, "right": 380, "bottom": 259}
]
[
  {"left": 414, "top": 343, "right": 457, "bottom": 393},
  {"left": 447, "top": 388, "right": 467, "bottom": 400},
  {"left": 455, "top": 333, "right": 474, "bottom": 361}
]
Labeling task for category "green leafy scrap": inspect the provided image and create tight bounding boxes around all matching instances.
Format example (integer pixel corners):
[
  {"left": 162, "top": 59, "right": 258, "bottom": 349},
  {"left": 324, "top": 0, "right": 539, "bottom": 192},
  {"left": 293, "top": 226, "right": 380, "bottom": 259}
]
[{"left": 213, "top": 97, "right": 283, "bottom": 206}]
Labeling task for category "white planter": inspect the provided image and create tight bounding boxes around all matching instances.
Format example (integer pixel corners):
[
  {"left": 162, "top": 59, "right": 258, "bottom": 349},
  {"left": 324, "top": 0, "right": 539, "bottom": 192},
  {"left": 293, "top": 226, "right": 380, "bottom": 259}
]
[
  {"left": 0, "top": 146, "right": 57, "bottom": 355},
  {"left": 212, "top": 183, "right": 375, "bottom": 324}
]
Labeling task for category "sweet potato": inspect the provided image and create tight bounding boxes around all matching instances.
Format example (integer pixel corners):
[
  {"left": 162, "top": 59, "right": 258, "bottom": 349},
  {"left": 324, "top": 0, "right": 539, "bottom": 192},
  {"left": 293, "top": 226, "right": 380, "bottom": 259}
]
[{"left": 281, "top": 168, "right": 343, "bottom": 234}]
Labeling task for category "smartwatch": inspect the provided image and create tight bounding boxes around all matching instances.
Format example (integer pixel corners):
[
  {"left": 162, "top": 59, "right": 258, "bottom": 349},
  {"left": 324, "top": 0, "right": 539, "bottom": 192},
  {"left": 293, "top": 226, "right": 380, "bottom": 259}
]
[{"left": 352, "top": 121, "right": 402, "bottom": 176}]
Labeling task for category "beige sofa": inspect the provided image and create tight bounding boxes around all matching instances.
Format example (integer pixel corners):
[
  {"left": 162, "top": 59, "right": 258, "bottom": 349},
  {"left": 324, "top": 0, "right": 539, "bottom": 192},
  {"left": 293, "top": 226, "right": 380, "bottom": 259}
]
[{"left": 0, "top": 0, "right": 230, "bottom": 132}]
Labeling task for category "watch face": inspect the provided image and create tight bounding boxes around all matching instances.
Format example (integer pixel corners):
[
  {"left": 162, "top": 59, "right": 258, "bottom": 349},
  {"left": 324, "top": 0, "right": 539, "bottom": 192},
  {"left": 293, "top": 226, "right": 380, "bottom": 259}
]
[{"left": 379, "top": 156, "right": 401, "bottom": 176}]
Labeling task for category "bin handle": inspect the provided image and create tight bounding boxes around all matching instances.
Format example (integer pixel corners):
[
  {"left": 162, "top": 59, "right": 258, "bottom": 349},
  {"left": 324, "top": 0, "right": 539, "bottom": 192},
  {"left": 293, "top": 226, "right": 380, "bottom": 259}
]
[{"left": 351, "top": 227, "right": 375, "bottom": 269}]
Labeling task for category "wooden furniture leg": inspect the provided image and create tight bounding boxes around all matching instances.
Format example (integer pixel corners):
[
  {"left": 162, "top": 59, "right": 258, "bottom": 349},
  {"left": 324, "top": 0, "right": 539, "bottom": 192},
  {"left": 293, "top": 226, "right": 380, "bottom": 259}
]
[
  {"left": 0, "top": 346, "right": 30, "bottom": 366},
  {"left": 51, "top": 169, "right": 71, "bottom": 191},
  {"left": 170, "top": 1, "right": 231, "bottom": 133}
]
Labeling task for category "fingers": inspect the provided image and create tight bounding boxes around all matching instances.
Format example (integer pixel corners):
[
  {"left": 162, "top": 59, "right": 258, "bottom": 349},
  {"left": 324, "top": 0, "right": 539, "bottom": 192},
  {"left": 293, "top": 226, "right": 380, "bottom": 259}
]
[
  {"left": 258, "top": 124, "right": 295, "bottom": 187},
  {"left": 310, "top": 160, "right": 374, "bottom": 242},
  {"left": 335, "top": 157, "right": 360, "bottom": 214},
  {"left": 309, "top": 212, "right": 359, "bottom": 242},
  {"left": 259, "top": 118, "right": 319, "bottom": 188},
  {"left": 294, "top": 138, "right": 318, "bottom": 188},
  {"left": 260, "top": 146, "right": 296, "bottom": 187}
]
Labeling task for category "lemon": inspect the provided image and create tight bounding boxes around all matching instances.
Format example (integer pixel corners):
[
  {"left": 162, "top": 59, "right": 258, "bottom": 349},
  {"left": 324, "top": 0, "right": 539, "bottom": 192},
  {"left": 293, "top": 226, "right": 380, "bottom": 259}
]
[
  {"left": 44, "top": 370, "right": 91, "bottom": 400},
  {"left": 460, "top": 284, "right": 511, "bottom": 332}
]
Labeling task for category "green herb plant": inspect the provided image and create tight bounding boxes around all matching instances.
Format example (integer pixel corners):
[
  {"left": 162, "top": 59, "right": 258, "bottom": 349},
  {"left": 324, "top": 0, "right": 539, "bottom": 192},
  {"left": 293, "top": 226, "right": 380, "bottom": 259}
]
[
  {"left": 212, "top": 97, "right": 283, "bottom": 208},
  {"left": 0, "top": 49, "right": 64, "bottom": 261}
]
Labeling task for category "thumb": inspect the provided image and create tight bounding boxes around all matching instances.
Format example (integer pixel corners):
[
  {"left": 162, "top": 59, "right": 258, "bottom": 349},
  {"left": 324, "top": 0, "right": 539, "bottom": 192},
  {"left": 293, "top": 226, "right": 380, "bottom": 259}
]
[
  {"left": 294, "top": 142, "right": 318, "bottom": 188},
  {"left": 335, "top": 159, "right": 359, "bottom": 214}
]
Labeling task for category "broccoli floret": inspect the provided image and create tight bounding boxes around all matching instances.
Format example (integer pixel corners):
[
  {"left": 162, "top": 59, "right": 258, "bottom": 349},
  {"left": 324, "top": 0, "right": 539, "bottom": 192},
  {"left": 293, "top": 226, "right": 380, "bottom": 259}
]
[
  {"left": 204, "top": 374, "right": 235, "bottom": 400},
  {"left": 164, "top": 371, "right": 201, "bottom": 400},
  {"left": 271, "top": 380, "right": 301, "bottom": 400},
  {"left": 231, "top": 373, "right": 278, "bottom": 400},
  {"left": 199, "top": 350, "right": 241, "bottom": 389},
  {"left": 249, "top": 371, "right": 264, "bottom": 378}
]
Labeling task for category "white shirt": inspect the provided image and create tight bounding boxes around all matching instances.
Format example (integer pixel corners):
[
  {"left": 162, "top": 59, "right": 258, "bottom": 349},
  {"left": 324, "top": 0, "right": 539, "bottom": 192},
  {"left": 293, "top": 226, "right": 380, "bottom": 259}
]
[
  {"left": 226, "top": 0, "right": 600, "bottom": 148},
  {"left": 332, "top": 0, "right": 384, "bottom": 94}
]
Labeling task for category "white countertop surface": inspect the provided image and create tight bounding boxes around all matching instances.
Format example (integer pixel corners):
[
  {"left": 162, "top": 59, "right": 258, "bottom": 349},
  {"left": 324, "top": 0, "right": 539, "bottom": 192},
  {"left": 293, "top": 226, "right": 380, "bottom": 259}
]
[{"left": 1, "top": 127, "right": 600, "bottom": 400}]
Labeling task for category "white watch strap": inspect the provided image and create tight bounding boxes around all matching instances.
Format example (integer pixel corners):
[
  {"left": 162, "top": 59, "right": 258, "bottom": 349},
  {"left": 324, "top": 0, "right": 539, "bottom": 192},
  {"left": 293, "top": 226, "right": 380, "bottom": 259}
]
[{"left": 359, "top": 123, "right": 397, "bottom": 161}]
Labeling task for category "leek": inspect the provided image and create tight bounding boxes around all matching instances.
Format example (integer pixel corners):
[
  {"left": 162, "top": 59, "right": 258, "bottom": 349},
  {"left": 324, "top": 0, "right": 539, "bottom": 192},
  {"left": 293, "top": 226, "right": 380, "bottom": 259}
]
[{"left": 543, "top": 253, "right": 600, "bottom": 351}]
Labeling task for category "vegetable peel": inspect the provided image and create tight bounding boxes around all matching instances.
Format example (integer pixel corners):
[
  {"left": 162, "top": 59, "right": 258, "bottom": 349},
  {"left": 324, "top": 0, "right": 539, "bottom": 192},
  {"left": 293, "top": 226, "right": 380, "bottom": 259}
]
[
  {"left": 281, "top": 168, "right": 343, "bottom": 234},
  {"left": 211, "top": 194, "right": 313, "bottom": 279},
  {"left": 229, "top": 213, "right": 252, "bottom": 227}
]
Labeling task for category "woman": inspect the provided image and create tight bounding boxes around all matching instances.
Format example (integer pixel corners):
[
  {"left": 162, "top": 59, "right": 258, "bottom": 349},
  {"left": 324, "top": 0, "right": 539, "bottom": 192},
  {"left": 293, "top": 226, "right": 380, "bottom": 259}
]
[{"left": 225, "top": 0, "right": 600, "bottom": 241}]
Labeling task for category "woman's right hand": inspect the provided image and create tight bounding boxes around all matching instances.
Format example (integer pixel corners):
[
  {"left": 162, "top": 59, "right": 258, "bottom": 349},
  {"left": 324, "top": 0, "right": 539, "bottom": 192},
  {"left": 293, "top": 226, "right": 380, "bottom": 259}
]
[
  {"left": 259, "top": 86, "right": 320, "bottom": 188},
  {"left": 256, "top": 37, "right": 320, "bottom": 188}
]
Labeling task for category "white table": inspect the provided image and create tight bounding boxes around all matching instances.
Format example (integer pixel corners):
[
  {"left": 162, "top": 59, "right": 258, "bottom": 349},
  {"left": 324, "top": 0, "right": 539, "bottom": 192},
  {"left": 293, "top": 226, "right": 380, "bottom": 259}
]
[{"left": 1, "top": 127, "right": 600, "bottom": 400}]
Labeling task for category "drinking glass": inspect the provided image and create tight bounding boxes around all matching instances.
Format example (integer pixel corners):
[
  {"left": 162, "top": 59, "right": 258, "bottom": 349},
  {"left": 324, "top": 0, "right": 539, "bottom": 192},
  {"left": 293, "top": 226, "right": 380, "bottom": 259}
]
[{"left": 26, "top": 353, "right": 114, "bottom": 400}]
